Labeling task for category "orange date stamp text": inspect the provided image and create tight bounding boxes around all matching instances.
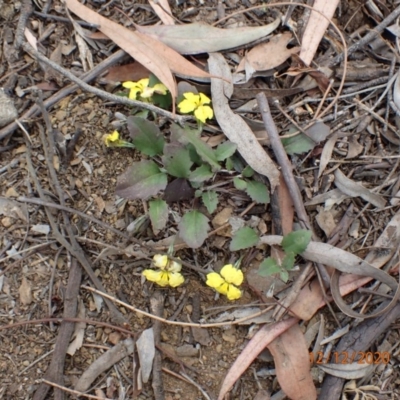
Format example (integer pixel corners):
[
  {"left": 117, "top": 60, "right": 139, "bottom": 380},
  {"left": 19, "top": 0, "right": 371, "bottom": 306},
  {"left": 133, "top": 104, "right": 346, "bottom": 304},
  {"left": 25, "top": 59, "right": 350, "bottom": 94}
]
[{"left": 310, "top": 351, "right": 390, "bottom": 365}]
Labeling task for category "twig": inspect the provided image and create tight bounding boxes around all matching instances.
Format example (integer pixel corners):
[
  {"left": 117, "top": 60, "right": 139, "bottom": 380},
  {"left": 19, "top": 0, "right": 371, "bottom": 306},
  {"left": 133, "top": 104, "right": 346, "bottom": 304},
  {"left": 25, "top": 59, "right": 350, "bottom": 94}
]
[
  {"left": 256, "top": 93, "right": 332, "bottom": 288},
  {"left": 256, "top": 93, "right": 312, "bottom": 232},
  {"left": 33, "top": 258, "right": 82, "bottom": 400},
  {"left": 330, "top": 4, "right": 400, "bottom": 66},
  {"left": 14, "top": 0, "right": 33, "bottom": 49},
  {"left": 180, "top": 372, "right": 213, "bottom": 400},
  {"left": 82, "top": 285, "right": 297, "bottom": 327},
  {"left": 22, "top": 42, "right": 190, "bottom": 122},
  {"left": 17, "top": 196, "right": 130, "bottom": 240},
  {"left": 35, "top": 96, "right": 127, "bottom": 325},
  {"left": 150, "top": 292, "right": 165, "bottom": 400},
  {"left": 41, "top": 379, "right": 113, "bottom": 400},
  {"left": 0, "top": 49, "right": 126, "bottom": 140},
  {"left": 0, "top": 317, "right": 133, "bottom": 335}
]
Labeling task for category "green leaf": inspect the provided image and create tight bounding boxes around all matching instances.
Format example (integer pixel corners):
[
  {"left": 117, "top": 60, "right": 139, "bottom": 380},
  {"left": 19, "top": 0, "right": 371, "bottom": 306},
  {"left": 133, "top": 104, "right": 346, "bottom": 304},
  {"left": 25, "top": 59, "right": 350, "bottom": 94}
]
[
  {"left": 233, "top": 177, "right": 247, "bottom": 191},
  {"left": 245, "top": 180, "right": 270, "bottom": 204},
  {"left": 202, "top": 191, "right": 218, "bottom": 214},
  {"left": 116, "top": 160, "right": 167, "bottom": 200},
  {"left": 281, "top": 230, "right": 312, "bottom": 254},
  {"left": 214, "top": 141, "right": 237, "bottom": 161},
  {"left": 258, "top": 257, "right": 281, "bottom": 277},
  {"left": 242, "top": 165, "right": 254, "bottom": 178},
  {"left": 162, "top": 143, "right": 193, "bottom": 178},
  {"left": 280, "top": 270, "right": 289, "bottom": 283},
  {"left": 225, "top": 157, "right": 234, "bottom": 170},
  {"left": 230, "top": 227, "right": 259, "bottom": 251},
  {"left": 281, "top": 133, "right": 316, "bottom": 155},
  {"left": 149, "top": 199, "right": 169, "bottom": 232},
  {"left": 178, "top": 210, "right": 210, "bottom": 248},
  {"left": 171, "top": 124, "right": 221, "bottom": 171},
  {"left": 189, "top": 164, "right": 213, "bottom": 183},
  {"left": 127, "top": 117, "right": 165, "bottom": 156},
  {"left": 282, "top": 252, "right": 295, "bottom": 270}
]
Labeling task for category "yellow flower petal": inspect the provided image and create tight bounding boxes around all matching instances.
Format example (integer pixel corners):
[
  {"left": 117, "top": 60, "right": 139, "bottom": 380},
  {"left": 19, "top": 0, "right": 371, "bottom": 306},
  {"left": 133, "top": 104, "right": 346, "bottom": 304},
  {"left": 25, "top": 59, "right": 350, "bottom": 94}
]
[
  {"left": 198, "top": 93, "right": 211, "bottom": 105},
  {"left": 137, "top": 78, "right": 149, "bottom": 89},
  {"left": 215, "top": 282, "right": 229, "bottom": 296},
  {"left": 143, "top": 269, "right": 169, "bottom": 286},
  {"left": 103, "top": 131, "right": 120, "bottom": 146},
  {"left": 178, "top": 98, "right": 197, "bottom": 113},
  {"left": 226, "top": 284, "right": 242, "bottom": 300},
  {"left": 153, "top": 254, "right": 168, "bottom": 269},
  {"left": 122, "top": 81, "right": 136, "bottom": 89},
  {"left": 220, "top": 264, "right": 244, "bottom": 286},
  {"left": 168, "top": 272, "right": 185, "bottom": 287},
  {"left": 194, "top": 105, "right": 213, "bottom": 123},
  {"left": 183, "top": 92, "right": 199, "bottom": 103},
  {"left": 206, "top": 272, "right": 225, "bottom": 289},
  {"left": 153, "top": 83, "right": 168, "bottom": 95}
]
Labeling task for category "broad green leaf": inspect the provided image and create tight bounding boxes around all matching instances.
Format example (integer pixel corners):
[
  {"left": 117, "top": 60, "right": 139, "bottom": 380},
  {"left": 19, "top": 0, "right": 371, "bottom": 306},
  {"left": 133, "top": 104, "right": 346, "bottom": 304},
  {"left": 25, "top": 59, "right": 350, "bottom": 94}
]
[
  {"left": 135, "top": 18, "right": 281, "bottom": 55},
  {"left": 258, "top": 257, "right": 281, "bottom": 277},
  {"left": 281, "top": 230, "right": 312, "bottom": 254},
  {"left": 149, "top": 199, "right": 168, "bottom": 232},
  {"left": 214, "top": 141, "right": 237, "bottom": 161},
  {"left": 178, "top": 210, "right": 210, "bottom": 248},
  {"left": 242, "top": 165, "right": 254, "bottom": 178},
  {"left": 245, "top": 180, "right": 270, "bottom": 204},
  {"left": 162, "top": 143, "right": 193, "bottom": 178},
  {"left": 116, "top": 160, "right": 167, "bottom": 200},
  {"left": 225, "top": 157, "right": 234, "bottom": 170},
  {"left": 201, "top": 191, "right": 218, "bottom": 214},
  {"left": 280, "top": 270, "right": 289, "bottom": 283},
  {"left": 127, "top": 116, "right": 165, "bottom": 156},
  {"left": 230, "top": 227, "right": 259, "bottom": 251},
  {"left": 171, "top": 124, "right": 221, "bottom": 171},
  {"left": 233, "top": 177, "right": 247, "bottom": 191},
  {"left": 282, "top": 252, "right": 295, "bottom": 270},
  {"left": 189, "top": 164, "right": 213, "bottom": 183},
  {"left": 281, "top": 133, "right": 316, "bottom": 155}
]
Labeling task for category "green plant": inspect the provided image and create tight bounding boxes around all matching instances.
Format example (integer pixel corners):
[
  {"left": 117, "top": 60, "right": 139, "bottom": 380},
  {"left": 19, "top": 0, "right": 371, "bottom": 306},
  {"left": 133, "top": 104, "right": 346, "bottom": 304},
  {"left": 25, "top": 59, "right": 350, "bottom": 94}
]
[
  {"left": 109, "top": 82, "right": 270, "bottom": 250},
  {"left": 258, "top": 230, "right": 312, "bottom": 282}
]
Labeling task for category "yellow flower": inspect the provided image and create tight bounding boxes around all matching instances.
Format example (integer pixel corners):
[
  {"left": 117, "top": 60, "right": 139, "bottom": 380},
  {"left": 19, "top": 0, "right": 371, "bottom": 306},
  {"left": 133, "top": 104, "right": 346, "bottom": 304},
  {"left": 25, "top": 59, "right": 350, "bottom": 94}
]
[
  {"left": 103, "top": 131, "right": 135, "bottom": 148},
  {"left": 122, "top": 79, "right": 168, "bottom": 100},
  {"left": 142, "top": 254, "right": 185, "bottom": 287},
  {"left": 178, "top": 92, "right": 214, "bottom": 123},
  {"left": 206, "top": 264, "right": 243, "bottom": 300}
]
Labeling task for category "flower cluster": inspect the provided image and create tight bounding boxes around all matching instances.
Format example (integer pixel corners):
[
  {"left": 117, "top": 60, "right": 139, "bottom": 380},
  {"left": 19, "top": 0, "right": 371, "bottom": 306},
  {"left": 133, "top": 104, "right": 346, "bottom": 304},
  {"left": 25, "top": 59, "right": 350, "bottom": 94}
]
[
  {"left": 142, "top": 254, "right": 185, "bottom": 287},
  {"left": 206, "top": 264, "right": 243, "bottom": 300},
  {"left": 141, "top": 254, "right": 244, "bottom": 300},
  {"left": 103, "top": 131, "right": 135, "bottom": 148},
  {"left": 123, "top": 79, "right": 168, "bottom": 101},
  {"left": 178, "top": 92, "right": 213, "bottom": 123}
]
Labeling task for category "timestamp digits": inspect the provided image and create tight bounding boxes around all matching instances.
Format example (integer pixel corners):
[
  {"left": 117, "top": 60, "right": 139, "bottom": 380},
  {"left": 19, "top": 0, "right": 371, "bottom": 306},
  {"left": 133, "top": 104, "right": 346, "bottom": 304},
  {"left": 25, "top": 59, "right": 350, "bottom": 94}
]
[{"left": 309, "top": 351, "right": 390, "bottom": 365}]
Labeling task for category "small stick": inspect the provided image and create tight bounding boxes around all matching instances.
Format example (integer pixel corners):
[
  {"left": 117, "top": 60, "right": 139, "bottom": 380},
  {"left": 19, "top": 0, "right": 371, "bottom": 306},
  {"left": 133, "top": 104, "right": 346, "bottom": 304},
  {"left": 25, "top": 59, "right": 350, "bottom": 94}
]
[
  {"left": 41, "top": 379, "right": 113, "bottom": 400},
  {"left": 256, "top": 93, "right": 312, "bottom": 232}
]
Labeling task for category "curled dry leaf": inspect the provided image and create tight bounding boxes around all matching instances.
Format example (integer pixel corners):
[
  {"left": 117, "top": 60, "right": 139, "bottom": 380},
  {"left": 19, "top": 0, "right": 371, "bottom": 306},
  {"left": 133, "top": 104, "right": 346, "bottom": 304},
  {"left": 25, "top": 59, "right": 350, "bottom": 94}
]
[
  {"left": 209, "top": 53, "right": 280, "bottom": 190},
  {"left": 237, "top": 32, "right": 300, "bottom": 81},
  {"left": 136, "top": 17, "right": 281, "bottom": 55},
  {"left": 19, "top": 276, "right": 32, "bottom": 305},
  {"left": 334, "top": 168, "right": 386, "bottom": 208},
  {"left": 318, "top": 362, "right": 374, "bottom": 380}
]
